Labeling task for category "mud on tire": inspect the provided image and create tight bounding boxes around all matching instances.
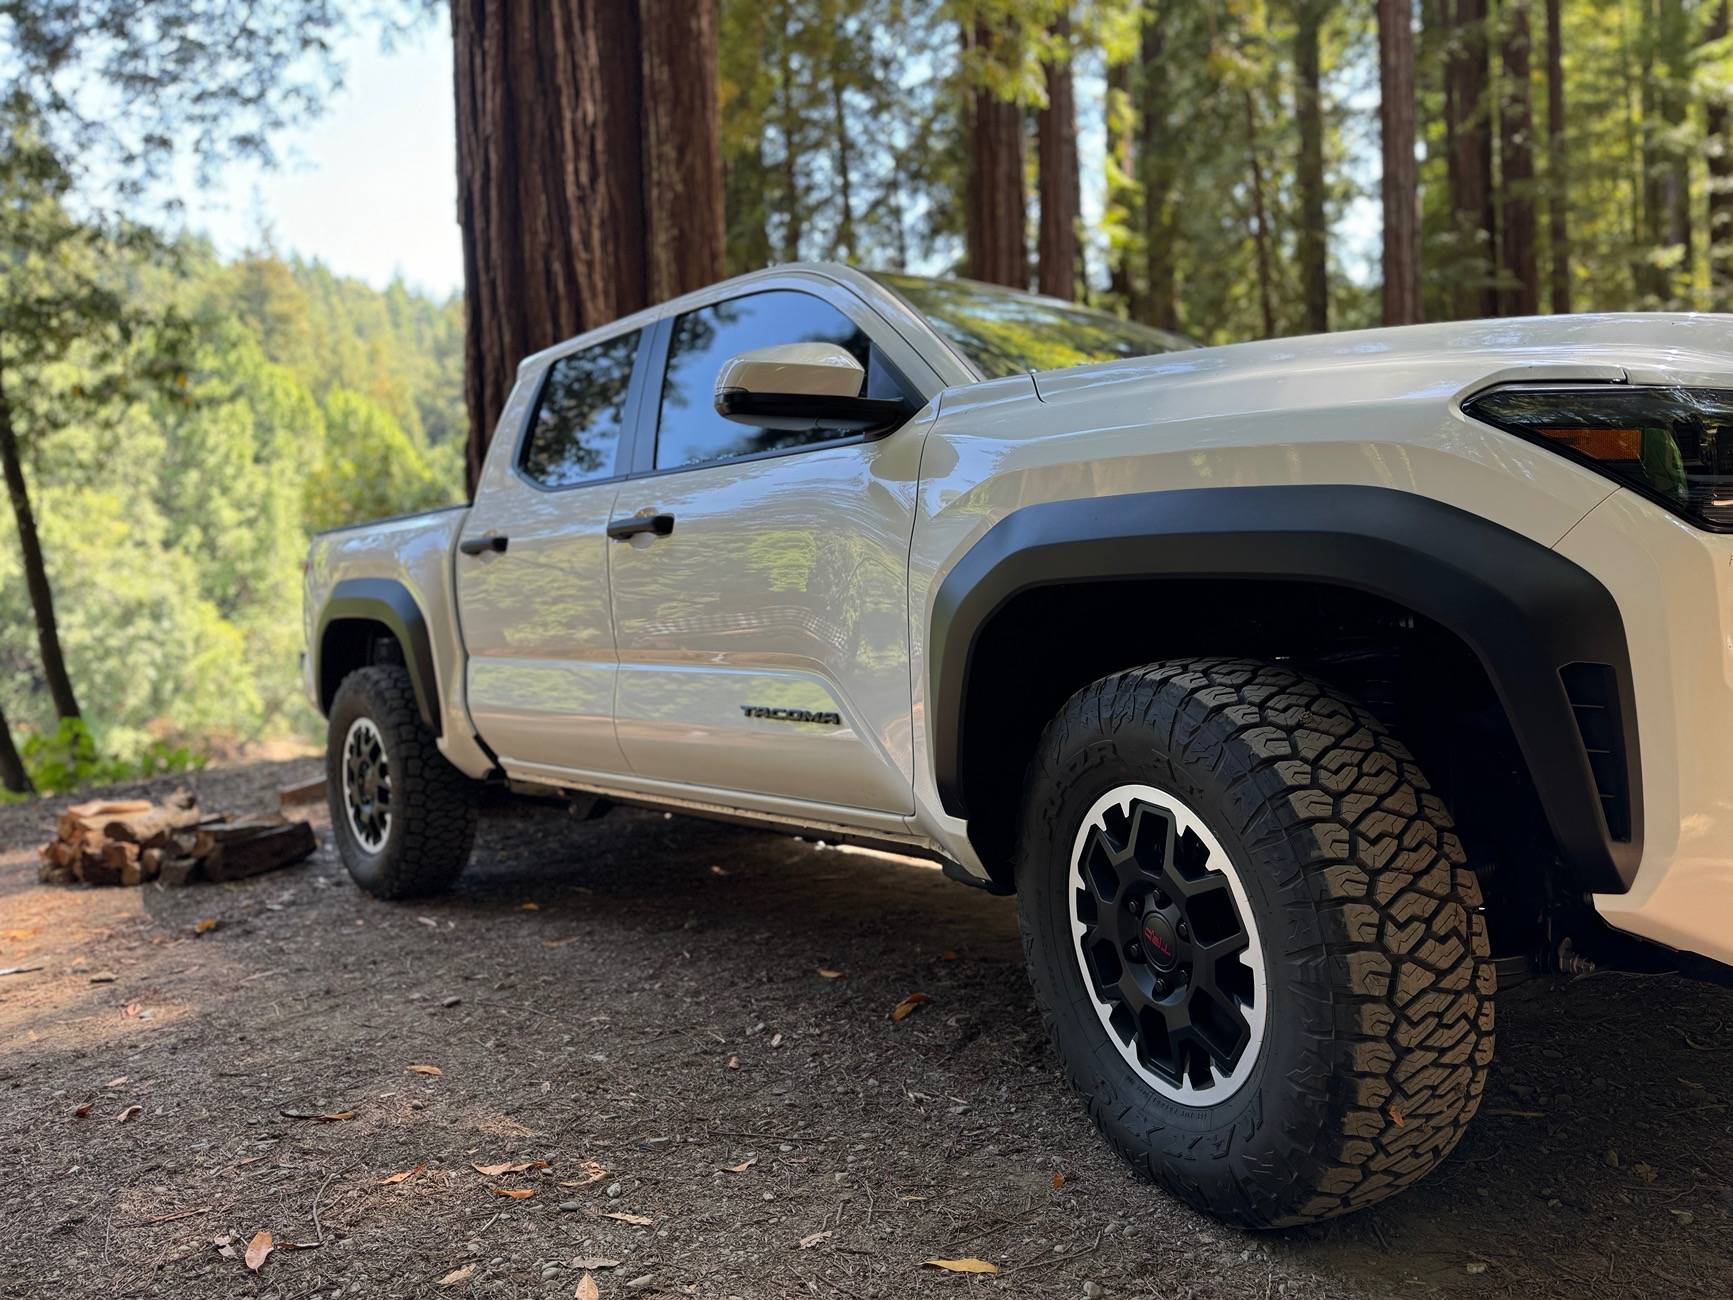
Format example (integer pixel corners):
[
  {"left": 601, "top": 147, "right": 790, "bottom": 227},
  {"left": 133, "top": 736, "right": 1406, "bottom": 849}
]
[
  {"left": 326, "top": 665, "right": 478, "bottom": 900},
  {"left": 1016, "top": 657, "right": 1495, "bottom": 1228}
]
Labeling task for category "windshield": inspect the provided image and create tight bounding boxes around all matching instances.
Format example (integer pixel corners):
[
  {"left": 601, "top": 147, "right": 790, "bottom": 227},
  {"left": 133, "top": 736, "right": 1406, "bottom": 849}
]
[{"left": 869, "top": 272, "right": 1196, "bottom": 379}]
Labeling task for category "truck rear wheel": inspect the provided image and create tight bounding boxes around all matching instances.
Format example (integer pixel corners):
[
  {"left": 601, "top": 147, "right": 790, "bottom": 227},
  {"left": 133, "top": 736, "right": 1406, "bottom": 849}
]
[
  {"left": 326, "top": 665, "right": 477, "bottom": 899},
  {"left": 1016, "top": 657, "right": 1494, "bottom": 1227}
]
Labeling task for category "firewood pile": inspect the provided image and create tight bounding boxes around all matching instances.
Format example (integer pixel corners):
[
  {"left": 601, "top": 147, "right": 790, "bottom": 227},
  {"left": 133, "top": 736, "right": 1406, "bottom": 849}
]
[{"left": 37, "top": 789, "right": 317, "bottom": 888}]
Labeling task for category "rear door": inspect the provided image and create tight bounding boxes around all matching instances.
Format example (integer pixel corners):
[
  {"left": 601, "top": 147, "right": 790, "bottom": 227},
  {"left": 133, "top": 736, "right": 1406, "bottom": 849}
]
[
  {"left": 455, "top": 328, "right": 647, "bottom": 775},
  {"left": 605, "top": 285, "right": 930, "bottom": 814}
]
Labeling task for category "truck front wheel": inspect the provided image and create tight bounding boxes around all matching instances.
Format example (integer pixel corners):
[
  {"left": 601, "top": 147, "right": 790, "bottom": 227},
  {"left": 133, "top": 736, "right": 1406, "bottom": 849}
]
[
  {"left": 1016, "top": 657, "right": 1494, "bottom": 1227},
  {"left": 326, "top": 665, "right": 477, "bottom": 899}
]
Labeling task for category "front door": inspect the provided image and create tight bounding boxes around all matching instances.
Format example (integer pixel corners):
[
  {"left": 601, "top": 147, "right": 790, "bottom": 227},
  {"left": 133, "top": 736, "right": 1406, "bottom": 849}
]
[
  {"left": 607, "top": 289, "right": 924, "bottom": 814},
  {"left": 455, "top": 328, "right": 645, "bottom": 775}
]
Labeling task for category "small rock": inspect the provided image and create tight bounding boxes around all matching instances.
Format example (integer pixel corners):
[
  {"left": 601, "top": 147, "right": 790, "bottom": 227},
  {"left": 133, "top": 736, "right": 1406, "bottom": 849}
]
[
  {"left": 1671, "top": 1209, "right": 1696, "bottom": 1226},
  {"left": 627, "top": 1276, "right": 655, "bottom": 1290},
  {"left": 542, "top": 1265, "right": 561, "bottom": 1278},
  {"left": 1604, "top": 1148, "right": 1620, "bottom": 1168},
  {"left": 441, "top": 995, "right": 461, "bottom": 1008},
  {"left": 559, "top": 1201, "right": 582, "bottom": 1213},
  {"left": 1082, "top": 1283, "right": 1105, "bottom": 1299},
  {"left": 1465, "top": 1262, "right": 1487, "bottom": 1276},
  {"left": 89, "top": 972, "right": 117, "bottom": 984},
  {"left": 606, "top": 1182, "right": 623, "bottom": 1199}
]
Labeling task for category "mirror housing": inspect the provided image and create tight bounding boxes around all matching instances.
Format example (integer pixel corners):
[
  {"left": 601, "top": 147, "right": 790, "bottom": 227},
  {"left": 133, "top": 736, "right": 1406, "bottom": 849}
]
[{"left": 714, "top": 342, "right": 910, "bottom": 434}]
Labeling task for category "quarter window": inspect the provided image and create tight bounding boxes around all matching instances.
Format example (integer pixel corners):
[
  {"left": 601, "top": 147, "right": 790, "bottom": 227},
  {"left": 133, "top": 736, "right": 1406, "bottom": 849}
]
[
  {"left": 655, "top": 290, "right": 895, "bottom": 470},
  {"left": 520, "top": 329, "right": 641, "bottom": 488}
]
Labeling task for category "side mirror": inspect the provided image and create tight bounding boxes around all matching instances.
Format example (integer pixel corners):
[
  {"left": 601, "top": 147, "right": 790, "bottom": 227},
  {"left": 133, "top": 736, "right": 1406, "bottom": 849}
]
[{"left": 714, "top": 342, "right": 910, "bottom": 434}]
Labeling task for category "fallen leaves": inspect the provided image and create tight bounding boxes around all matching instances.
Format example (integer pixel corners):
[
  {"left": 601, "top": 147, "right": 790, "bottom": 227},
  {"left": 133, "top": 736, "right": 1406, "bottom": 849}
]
[
  {"left": 558, "top": 1160, "right": 608, "bottom": 1188},
  {"left": 89, "top": 971, "right": 117, "bottom": 984},
  {"left": 1051, "top": 1172, "right": 1066, "bottom": 1190},
  {"left": 193, "top": 918, "right": 220, "bottom": 934},
  {"left": 473, "top": 1159, "right": 549, "bottom": 1176},
  {"left": 799, "top": 1229, "right": 833, "bottom": 1249},
  {"left": 280, "top": 1109, "right": 355, "bottom": 1122},
  {"left": 721, "top": 1157, "right": 757, "bottom": 1173},
  {"left": 244, "top": 1230, "right": 273, "bottom": 1273},
  {"left": 71, "top": 1101, "right": 92, "bottom": 1118},
  {"left": 520, "top": 901, "right": 540, "bottom": 910},
  {"left": 115, "top": 1104, "right": 142, "bottom": 1123},
  {"left": 816, "top": 967, "right": 843, "bottom": 979},
  {"left": 438, "top": 1263, "right": 477, "bottom": 1286},
  {"left": 889, "top": 992, "right": 932, "bottom": 1021},
  {"left": 725, "top": 1055, "right": 739, "bottom": 1070},
  {"left": 575, "top": 1273, "right": 600, "bottom": 1300},
  {"left": 407, "top": 1064, "right": 443, "bottom": 1077},
  {"left": 492, "top": 1187, "right": 536, "bottom": 1199},
  {"left": 924, "top": 1258, "right": 998, "bottom": 1274},
  {"left": 379, "top": 1164, "right": 426, "bottom": 1185},
  {"left": 598, "top": 1210, "right": 652, "bottom": 1226}
]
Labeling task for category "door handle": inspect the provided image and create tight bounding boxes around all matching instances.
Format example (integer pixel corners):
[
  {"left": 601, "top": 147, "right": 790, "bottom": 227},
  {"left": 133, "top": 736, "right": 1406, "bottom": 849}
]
[
  {"left": 606, "top": 513, "right": 675, "bottom": 541},
  {"left": 459, "top": 534, "right": 508, "bottom": 556}
]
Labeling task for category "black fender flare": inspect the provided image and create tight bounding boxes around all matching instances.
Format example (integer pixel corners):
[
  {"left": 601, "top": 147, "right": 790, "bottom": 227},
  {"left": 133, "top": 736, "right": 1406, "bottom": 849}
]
[
  {"left": 316, "top": 577, "right": 443, "bottom": 736},
  {"left": 927, "top": 485, "right": 1641, "bottom": 893}
]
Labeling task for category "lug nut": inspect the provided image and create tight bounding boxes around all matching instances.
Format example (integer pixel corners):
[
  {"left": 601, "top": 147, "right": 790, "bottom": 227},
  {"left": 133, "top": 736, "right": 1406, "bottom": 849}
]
[
  {"left": 1124, "top": 940, "right": 1143, "bottom": 962},
  {"left": 1176, "top": 920, "right": 1189, "bottom": 940},
  {"left": 1152, "top": 977, "right": 1168, "bottom": 995}
]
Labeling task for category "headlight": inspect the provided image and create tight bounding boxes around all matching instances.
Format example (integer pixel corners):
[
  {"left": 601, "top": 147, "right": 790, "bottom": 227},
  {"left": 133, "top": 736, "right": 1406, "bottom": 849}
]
[{"left": 1463, "top": 384, "right": 1733, "bottom": 531}]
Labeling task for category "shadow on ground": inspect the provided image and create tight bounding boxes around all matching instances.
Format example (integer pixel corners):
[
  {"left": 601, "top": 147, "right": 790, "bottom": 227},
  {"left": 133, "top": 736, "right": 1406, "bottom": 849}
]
[{"left": 1, "top": 758, "right": 1728, "bottom": 1299}]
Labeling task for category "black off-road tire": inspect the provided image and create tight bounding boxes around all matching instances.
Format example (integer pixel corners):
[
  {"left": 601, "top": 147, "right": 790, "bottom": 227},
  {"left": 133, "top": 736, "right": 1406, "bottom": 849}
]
[
  {"left": 326, "top": 665, "right": 478, "bottom": 899},
  {"left": 1017, "top": 657, "right": 1495, "bottom": 1228}
]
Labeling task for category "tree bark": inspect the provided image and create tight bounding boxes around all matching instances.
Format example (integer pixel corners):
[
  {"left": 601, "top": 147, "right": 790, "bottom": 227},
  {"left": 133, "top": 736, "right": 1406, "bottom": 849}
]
[
  {"left": 452, "top": 0, "right": 723, "bottom": 490},
  {"left": 1445, "top": 0, "right": 1497, "bottom": 318},
  {"left": 830, "top": 74, "right": 856, "bottom": 260},
  {"left": 0, "top": 363, "right": 81, "bottom": 721},
  {"left": 964, "top": 20, "right": 1028, "bottom": 288},
  {"left": 1037, "top": 11, "right": 1080, "bottom": 300},
  {"left": 1295, "top": 0, "right": 1329, "bottom": 333},
  {"left": 0, "top": 696, "right": 31, "bottom": 796},
  {"left": 1545, "top": 0, "right": 1570, "bottom": 312},
  {"left": 1499, "top": 0, "right": 1539, "bottom": 315},
  {"left": 1711, "top": 1, "right": 1733, "bottom": 300},
  {"left": 777, "top": 0, "right": 804, "bottom": 263},
  {"left": 1105, "top": 56, "right": 1136, "bottom": 306},
  {"left": 1137, "top": 10, "right": 1179, "bottom": 331},
  {"left": 1379, "top": 0, "right": 1423, "bottom": 325},
  {"left": 1243, "top": 90, "right": 1277, "bottom": 338}
]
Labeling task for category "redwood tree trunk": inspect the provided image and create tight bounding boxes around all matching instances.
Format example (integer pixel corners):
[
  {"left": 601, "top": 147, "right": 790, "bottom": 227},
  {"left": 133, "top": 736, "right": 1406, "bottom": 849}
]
[
  {"left": 1499, "top": 0, "right": 1540, "bottom": 315},
  {"left": 452, "top": 0, "right": 723, "bottom": 490},
  {"left": 0, "top": 366, "right": 80, "bottom": 722},
  {"left": 1105, "top": 56, "right": 1136, "bottom": 306},
  {"left": 0, "top": 697, "right": 29, "bottom": 796},
  {"left": 964, "top": 21, "right": 1028, "bottom": 288},
  {"left": 1379, "top": 0, "right": 1423, "bottom": 325},
  {"left": 1138, "top": 10, "right": 1179, "bottom": 331},
  {"left": 1295, "top": 0, "right": 1329, "bottom": 333},
  {"left": 1036, "top": 11, "right": 1080, "bottom": 300},
  {"left": 1243, "top": 90, "right": 1276, "bottom": 338},
  {"left": 1545, "top": 0, "right": 1571, "bottom": 312},
  {"left": 1711, "top": 1, "right": 1733, "bottom": 300},
  {"left": 1446, "top": 0, "right": 1497, "bottom": 318}
]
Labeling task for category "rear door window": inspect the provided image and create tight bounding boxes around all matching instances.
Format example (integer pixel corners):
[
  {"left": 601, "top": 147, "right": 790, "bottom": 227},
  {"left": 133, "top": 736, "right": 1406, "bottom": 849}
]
[{"left": 519, "top": 329, "right": 641, "bottom": 488}]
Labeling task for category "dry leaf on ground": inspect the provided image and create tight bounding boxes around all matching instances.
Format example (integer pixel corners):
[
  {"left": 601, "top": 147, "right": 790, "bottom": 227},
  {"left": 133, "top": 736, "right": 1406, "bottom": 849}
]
[
  {"left": 1051, "top": 1172, "right": 1066, "bottom": 1190},
  {"left": 558, "top": 1160, "right": 607, "bottom": 1187},
  {"left": 280, "top": 1109, "right": 354, "bottom": 1122},
  {"left": 474, "top": 1159, "right": 549, "bottom": 1176},
  {"left": 725, "top": 1055, "right": 739, "bottom": 1070},
  {"left": 379, "top": 1164, "right": 426, "bottom": 1185},
  {"left": 194, "top": 918, "right": 219, "bottom": 934},
  {"left": 244, "top": 1231, "right": 273, "bottom": 1272},
  {"left": 799, "top": 1230, "right": 833, "bottom": 1249},
  {"left": 924, "top": 1258, "right": 998, "bottom": 1274},
  {"left": 115, "top": 1104, "right": 142, "bottom": 1123},
  {"left": 816, "top": 967, "right": 843, "bottom": 979},
  {"left": 406, "top": 1064, "right": 443, "bottom": 1076},
  {"left": 599, "top": 1211, "right": 651, "bottom": 1226},
  {"left": 890, "top": 992, "right": 932, "bottom": 1021},
  {"left": 104, "top": 1076, "right": 127, "bottom": 1088},
  {"left": 572, "top": 1257, "right": 621, "bottom": 1270},
  {"left": 438, "top": 1263, "right": 477, "bottom": 1286},
  {"left": 721, "top": 1157, "right": 757, "bottom": 1173},
  {"left": 492, "top": 1187, "right": 536, "bottom": 1199},
  {"left": 575, "top": 1273, "right": 599, "bottom": 1300},
  {"left": 71, "top": 1101, "right": 92, "bottom": 1118},
  {"left": 521, "top": 901, "right": 540, "bottom": 910}
]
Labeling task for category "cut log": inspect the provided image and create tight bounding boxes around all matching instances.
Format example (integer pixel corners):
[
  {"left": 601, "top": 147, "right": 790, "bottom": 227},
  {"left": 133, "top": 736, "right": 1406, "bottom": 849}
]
[
  {"left": 159, "top": 855, "right": 202, "bottom": 888},
  {"left": 278, "top": 777, "right": 327, "bottom": 808},
  {"left": 57, "top": 800, "right": 151, "bottom": 842},
  {"left": 140, "top": 847, "right": 164, "bottom": 882},
  {"left": 98, "top": 803, "right": 204, "bottom": 849},
  {"left": 202, "top": 818, "right": 317, "bottom": 883}
]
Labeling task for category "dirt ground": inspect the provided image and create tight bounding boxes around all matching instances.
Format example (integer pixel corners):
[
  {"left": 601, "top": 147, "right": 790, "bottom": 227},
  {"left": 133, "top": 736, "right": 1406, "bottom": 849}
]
[{"left": 2, "top": 759, "right": 1730, "bottom": 1300}]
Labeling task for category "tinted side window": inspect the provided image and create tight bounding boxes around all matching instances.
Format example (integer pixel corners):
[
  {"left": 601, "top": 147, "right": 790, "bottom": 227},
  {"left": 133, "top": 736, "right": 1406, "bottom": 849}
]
[
  {"left": 655, "top": 291, "right": 884, "bottom": 470},
  {"left": 520, "top": 329, "right": 641, "bottom": 488}
]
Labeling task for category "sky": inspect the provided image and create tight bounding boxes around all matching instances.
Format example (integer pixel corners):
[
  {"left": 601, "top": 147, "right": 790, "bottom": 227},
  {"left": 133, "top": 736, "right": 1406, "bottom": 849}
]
[{"left": 168, "top": 24, "right": 464, "bottom": 298}]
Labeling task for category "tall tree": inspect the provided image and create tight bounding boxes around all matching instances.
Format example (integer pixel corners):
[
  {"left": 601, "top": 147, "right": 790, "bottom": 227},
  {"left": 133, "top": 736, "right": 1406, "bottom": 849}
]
[
  {"left": 1037, "top": 11, "right": 1082, "bottom": 300},
  {"left": 1138, "top": 8, "right": 1180, "bottom": 330},
  {"left": 1445, "top": 0, "right": 1498, "bottom": 317},
  {"left": 1711, "top": 1, "right": 1733, "bottom": 301},
  {"left": 0, "top": 368, "right": 78, "bottom": 720},
  {"left": 1380, "top": 0, "right": 1423, "bottom": 324},
  {"left": 1545, "top": 0, "right": 1571, "bottom": 312},
  {"left": 1499, "top": 0, "right": 1540, "bottom": 315},
  {"left": 1243, "top": 88, "right": 1278, "bottom": 338},
  {"left": 963, "top": 18, "right": 1028, "bottom": 287},
  {"left": 1295, "top": 0, "right": 1331, "bottom": 333},
  {"left": 451, "top": 0, "right": 724, "bottom": 489},
  {"left": 0, "top": 698, "right": 30, "bottom": 796},
  {"left": 1104, "top": 54, "right": 1138, "bottom": 307}
]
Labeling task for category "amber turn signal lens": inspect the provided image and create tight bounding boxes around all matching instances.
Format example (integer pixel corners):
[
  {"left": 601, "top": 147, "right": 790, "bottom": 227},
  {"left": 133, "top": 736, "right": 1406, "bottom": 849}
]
[{"left": 1541, "top": 426, "right": 1643, "bottom": 461}]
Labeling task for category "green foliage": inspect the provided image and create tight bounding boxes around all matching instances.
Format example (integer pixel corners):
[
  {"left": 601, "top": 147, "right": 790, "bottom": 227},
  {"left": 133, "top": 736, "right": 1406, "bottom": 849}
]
[{"left": 0, "top": 719, "right": 204, "bottom": 804}]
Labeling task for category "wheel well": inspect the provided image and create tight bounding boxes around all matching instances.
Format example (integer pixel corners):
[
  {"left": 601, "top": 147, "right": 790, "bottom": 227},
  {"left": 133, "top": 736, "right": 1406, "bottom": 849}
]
[
  {"left": 956, "top": 578, "right": 1557, "bottom": 948},
  {"left": 318, "top": 619, "right": 406, "bottom": 715}
]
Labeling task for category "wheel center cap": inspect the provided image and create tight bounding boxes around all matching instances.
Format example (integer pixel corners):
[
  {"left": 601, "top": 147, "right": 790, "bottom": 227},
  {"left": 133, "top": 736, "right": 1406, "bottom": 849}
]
[{"left": 1139, "top": 911, "right": 1180, "bottom": 971}]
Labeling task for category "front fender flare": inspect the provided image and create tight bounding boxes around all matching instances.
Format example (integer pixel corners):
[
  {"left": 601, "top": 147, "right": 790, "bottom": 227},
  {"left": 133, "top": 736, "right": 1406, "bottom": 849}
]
[{"left": 927, "top": 485, "right": 1640, "bottom": 893}]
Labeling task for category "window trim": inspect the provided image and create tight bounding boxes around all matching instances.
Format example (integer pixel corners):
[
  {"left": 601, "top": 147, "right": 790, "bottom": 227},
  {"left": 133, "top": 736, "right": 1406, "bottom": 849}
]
[
  {"left": 632, "top": 288, "right": 922, "bottom": 479},
  {"left": 509, "top": 325, "right": 654, "bottom": 496}
]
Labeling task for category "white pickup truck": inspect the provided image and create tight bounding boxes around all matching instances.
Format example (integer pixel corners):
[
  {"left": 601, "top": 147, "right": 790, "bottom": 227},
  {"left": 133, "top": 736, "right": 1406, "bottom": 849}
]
[{"left": 305, "top": 263, "right": 1733, "bottom": 1227}]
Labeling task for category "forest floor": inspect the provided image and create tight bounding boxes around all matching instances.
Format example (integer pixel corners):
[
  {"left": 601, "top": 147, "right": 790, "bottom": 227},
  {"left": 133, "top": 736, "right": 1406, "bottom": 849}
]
[{"left": 1, "top": 758, "right": 1730, "bottom": 1300}]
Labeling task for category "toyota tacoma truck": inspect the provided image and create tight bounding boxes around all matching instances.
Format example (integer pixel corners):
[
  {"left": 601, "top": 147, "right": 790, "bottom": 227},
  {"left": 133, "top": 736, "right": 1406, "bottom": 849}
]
[{"left": 304, "top": 263, "right": 1733, "bottom": 1228}]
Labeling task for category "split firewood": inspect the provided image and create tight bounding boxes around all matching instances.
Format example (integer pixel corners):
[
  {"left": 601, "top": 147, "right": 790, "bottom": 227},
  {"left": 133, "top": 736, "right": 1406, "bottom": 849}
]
[{"left": 202, "top": 818, "right": 317, "bottom": 883}]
